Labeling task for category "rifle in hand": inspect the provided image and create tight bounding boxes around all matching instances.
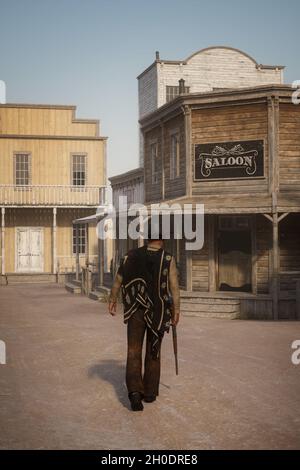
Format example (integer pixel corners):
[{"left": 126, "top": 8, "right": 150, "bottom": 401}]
[{"left": 172, "top": 323, "right": 179, "bottom": 376}]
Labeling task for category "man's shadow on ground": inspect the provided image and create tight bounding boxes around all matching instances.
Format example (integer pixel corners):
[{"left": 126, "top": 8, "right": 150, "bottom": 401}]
[{"left": 88, "top": 360, "right": 130, "bottom": 410}]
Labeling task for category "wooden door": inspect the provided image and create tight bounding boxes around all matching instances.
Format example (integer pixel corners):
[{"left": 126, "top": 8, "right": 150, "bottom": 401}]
[
  {"left": 218, "top": 218, "right": 252, "bottom": 292},
  {"left": 16, "top": 228, "right": 43, "bottom": 272}
]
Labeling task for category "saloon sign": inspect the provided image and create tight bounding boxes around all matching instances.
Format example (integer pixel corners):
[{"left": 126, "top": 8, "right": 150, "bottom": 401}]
[{"left": 194, "top": 140, "right": 264, "bottom": 180}]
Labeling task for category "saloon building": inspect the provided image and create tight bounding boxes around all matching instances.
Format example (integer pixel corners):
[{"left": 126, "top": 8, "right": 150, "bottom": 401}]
[{"left": 139, "top": 48, "right": 300, "bottom": 320}]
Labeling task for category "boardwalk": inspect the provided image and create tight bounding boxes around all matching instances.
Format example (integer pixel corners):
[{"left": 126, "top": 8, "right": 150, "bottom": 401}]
[{"left": 0, "top": 283, "right": 300, "bottom": 450}]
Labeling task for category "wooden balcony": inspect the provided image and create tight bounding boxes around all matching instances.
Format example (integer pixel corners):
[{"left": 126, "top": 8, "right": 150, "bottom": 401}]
[{"left": 0, "top": 185, "right": 106, "bottom": 207}]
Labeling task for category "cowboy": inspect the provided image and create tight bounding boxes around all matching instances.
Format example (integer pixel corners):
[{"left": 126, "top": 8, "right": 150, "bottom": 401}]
[{"left": 108, "top": 234, "right": 180, "bottom": 411}]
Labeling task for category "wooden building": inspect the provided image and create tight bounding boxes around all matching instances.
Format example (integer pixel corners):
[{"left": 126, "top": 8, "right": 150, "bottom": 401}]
[
  {"left": 0, "top": 103, "right": 107, "bottom": 283},
  {"left": 138, "top": 46, "right": 283, "bottom": 165},
  {"left": 140, "top": 84, "right": 300, "bottom": 320},
  {"left": 109, "top": 167, "right": 144, "bottom": 271}
]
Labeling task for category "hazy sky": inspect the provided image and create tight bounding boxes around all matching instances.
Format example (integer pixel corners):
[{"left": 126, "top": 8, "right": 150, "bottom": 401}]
[{"left": 1, "top": 0, "right": 299, "bottom": 178}]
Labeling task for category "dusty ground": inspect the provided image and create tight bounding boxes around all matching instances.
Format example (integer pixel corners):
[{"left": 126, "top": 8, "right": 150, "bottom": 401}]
[{"left": 0, "top": 283, "right": 300, "bottom": 450}]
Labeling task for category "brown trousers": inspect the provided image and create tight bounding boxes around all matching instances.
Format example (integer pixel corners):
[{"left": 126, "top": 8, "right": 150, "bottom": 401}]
[{"left": 126, "top": 309, "right": 161, "bottom": 397}]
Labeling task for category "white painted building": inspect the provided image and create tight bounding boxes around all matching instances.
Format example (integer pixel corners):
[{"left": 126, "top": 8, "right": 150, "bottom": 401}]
[{"left": 138, "top": 46, "right": 284, "bottom": 164}]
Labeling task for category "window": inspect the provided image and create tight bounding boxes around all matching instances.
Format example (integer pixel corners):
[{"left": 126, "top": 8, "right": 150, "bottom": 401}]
[
  {"left": 219, "top": 216, "right": 250, "bottom": 231},
  {"left": 72, "top": 224, "right": 86, "bottom": 254},
  {"left": 14, "top": 153, "right": 31, "bottom": 185},
  {"left": 166, "top": 85, "right": 190, "bottom": 103},
  {"left": 72, "top": 154, "right": 86, "bottom": 186},
  {"left": 151, "top": 142, "right": 158, "bottom": 184},
  {"left": 124, "top": 187, "right": 134, "bottom": 205},
  {"left": 170, "top": 133, "right": 180, "bottom": 179}
]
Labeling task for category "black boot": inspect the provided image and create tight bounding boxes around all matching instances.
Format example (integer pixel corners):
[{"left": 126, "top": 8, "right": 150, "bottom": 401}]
[
  {"left": 129, "top": 392, "right": 144, "bottom": 411},
  {"left": 143, "top": 395, "right": 156, "bottom": 403}
]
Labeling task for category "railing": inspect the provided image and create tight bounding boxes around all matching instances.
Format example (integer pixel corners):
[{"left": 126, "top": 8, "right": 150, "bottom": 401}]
[
  {"left": 56, "top": 255, "right": 98, "bottom": 273},
  {"left": 0, "top": 185, "right": 106, "bottom": 206}
]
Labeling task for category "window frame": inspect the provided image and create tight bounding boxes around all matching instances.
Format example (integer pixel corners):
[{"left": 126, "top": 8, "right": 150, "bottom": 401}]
[
  {"left": 71, "top": 153, "right": 88, "bottom": 187},
  {"left": 169, "top": 130, "right": 180, "bottom": 180},
  {"left": 13, "top": 152, "right": 32, "bottom": 186},
  {"left": 150, "top": 140, "right": 158, "bottom": 185},
  {"left": 72, "top": 223, "right": 87, "bottom": 255}
]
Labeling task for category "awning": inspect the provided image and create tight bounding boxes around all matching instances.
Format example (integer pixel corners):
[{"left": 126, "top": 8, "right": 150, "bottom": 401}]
[{"left": 73, "top": 206, "right": 108, "bottom": 224}]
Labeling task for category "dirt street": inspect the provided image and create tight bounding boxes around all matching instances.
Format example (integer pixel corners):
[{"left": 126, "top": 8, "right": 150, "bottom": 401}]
[{"left": 0, "top": 283, "right": 300, "bottom": 449}]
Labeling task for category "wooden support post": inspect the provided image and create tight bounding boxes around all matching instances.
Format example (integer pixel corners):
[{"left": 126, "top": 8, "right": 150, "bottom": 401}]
[
  {"left": 272, "top": 210, "right": 279, "bottom": 321},
  {"left": 268, "top": 95, "right": 280, "bottom": 320},
  {"left": 1, "top": 207, "right": 5, "bottom": 275},
  {"left": 85, "top": 223, "right": 89, "bottom": 267},
  {"left": 138, "top": 211, "right": 145, "bottom": 248},
  {"left": 208, "top": 215, "right": 216, "bottom": 292},
  {"left": 182, "top": 105, "right": 192, "bottom": 197},
  {"left": 99, "top": 238, "right": 104, "bottom": 287},
  {"left": 75, "top": 224, "right": 80, "bottom": 281},
  {"left": 296, "top": 279, "right": 300, "bottom": 321},
  {"left": 185, "top": 213, "right": 193, "bottom": 292},
  {"left": 160, "top": 120, "right": 165, "bottom": 201},
  {"left": 52, "top": 207, "right": 57, "bottom": 274},
  {"left": 251, "top": 215, "right": 257, "bottom": 295},
  {"left": 85, "top": 223, "right": 89, "bottom": 293}
]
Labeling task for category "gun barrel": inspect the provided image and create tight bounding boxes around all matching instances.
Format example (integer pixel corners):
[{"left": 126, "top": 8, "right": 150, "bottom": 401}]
[{"left": 172, "top": 324, "right": 179, "bottom": 375}]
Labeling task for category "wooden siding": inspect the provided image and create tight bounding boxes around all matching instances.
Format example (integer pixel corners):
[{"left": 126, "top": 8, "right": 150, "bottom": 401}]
[
  {"left": 0, "top": 138, "right": 105, "bottom": 187},
  {"left": 144, "top": 115, "right": 186, "bottom": 203},
  {"left": 279, "top": 103, "right": 300, "bottom": 192},
  {"left": 163, "top": 115, "right": 186, "bottom": 200},
  {"left": 0, "top": 106, "right": 99, "bottom": 137},
  {"left": 144, "top": 126, "right": 163, "bottom": 203},
  {"left": 191, "top": 103, "right": 269, "bottom": 195}
]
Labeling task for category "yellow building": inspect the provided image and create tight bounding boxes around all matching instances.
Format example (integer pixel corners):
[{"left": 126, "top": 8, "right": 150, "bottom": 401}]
[{"left": 0, "top": 103, "right": 107, "bottom": 282}]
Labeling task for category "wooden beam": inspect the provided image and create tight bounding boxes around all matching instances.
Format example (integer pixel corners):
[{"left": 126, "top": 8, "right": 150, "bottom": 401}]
[
  {"left": 52, "top": 207, "right": 57, "bottom": 274},
  {"left": 208, "top": 215, "right": 216, "bottom": 292},
  {"left": 75, "top": 224, "right": 80, "bottom": 281},
  {"left": 296, "top": 280, "right": 300, "bottom": 321},
  {"left": 272, "top": 211, "right": 279, "bottom": 321},
  {"left": 160, "top": 120, "right": 165, "bottom": 201},
  {"left": 252, "top": 215, "right": 258, "bottom": 295},
  {"left": 85, "top": 223, "right": 89, "bottom": 267},
  {"left": 278, "top": 212, "right": 289, "bottom": 223},
  {"left": 182, "top": 105, "right": 192, "bottom": 197},
  {"left": 1, "top": 207, "right": 5, "bottom": 275},
  {"left": 263, "top": 213, "right": 273, "bottom": 222}
]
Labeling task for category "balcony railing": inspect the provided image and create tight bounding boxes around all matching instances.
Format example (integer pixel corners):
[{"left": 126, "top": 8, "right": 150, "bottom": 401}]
[{"left": 0, "top": 185, "right": 106, "bottom": 207}]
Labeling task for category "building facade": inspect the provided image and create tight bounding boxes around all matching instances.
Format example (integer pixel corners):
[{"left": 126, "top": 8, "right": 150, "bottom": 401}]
[
  {"left": 109, "top": 167, "right": 144, "bottom": 275},
  {"left": 138, "top": 46, "right": 284, "bottom": 165},
  {"left": 0, "top": 103, "right": 107, "bottom": 282},
  {"left": 140, "top": 84, "right": 300, "bottom": 320}
]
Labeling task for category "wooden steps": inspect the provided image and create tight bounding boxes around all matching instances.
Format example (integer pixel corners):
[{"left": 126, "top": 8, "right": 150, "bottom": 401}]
[
  {"left": 89, "top": 286, "right": 110, "bottom": 301},
  {"left": 181, "top": 292, "right": 240, "bottom": 319},
  {"left": 1, "top": 273, "right": 57, "bottom": 285},
  {"left": 65, "top": 281, "right": 81, "bottom": 295}
]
